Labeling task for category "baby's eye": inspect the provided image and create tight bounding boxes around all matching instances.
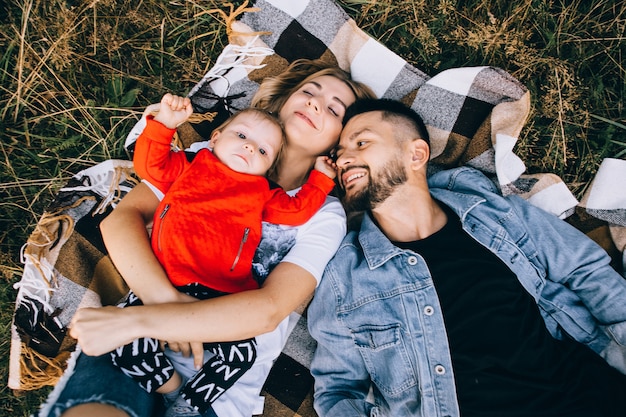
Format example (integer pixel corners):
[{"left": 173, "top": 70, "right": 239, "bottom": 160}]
[
  {"left": 259, "top": 148, "right": 267, "bottom": 155},
  {"left": 237, "top": 132, "right": 246, "bottom": 139}
]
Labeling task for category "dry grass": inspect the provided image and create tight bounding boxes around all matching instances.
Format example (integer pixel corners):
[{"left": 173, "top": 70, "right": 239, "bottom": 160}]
[{"left": 1, "top": 0, "right": 625, "bottom": 414}]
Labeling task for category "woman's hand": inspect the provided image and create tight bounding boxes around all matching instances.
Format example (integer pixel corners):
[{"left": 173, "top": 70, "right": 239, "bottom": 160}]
[
  {"left": 100, "top": 182, "right": 206, "bottom": 367},
  {"left": 70, "top": 306, "right": 139, "bottom": 356},
  {"left": 161, "top": 339, "right": 205, "bottom": 370},
  {"left": 70, "top": 297, "right": 206, "bottom": 370}
]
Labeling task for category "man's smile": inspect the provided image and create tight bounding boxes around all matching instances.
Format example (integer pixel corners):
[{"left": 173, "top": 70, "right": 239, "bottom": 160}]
[{"left": 341, "top": 169, "right": 367, "bottom": 189}]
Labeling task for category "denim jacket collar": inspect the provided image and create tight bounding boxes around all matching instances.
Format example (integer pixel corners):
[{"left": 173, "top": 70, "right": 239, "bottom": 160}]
[
  {"left": 358, "top": 183, "right": 486, "bottom": 270},
  {"left": 358, "top": 214, "right": 405, "bottom": 269}
]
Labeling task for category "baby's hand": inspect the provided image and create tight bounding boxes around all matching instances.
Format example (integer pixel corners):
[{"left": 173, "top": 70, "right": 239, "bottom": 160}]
[
  {"left": 315, "top": 155, "right": 337, "bottom": 180},
  {"left": 153, "top": 93, "right": 193, "bottom": 129}
]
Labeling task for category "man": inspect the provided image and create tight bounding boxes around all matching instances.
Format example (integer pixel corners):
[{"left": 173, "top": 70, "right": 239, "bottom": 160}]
[{"left": 308, "top": 98, "right": 626, "bottom": 417}]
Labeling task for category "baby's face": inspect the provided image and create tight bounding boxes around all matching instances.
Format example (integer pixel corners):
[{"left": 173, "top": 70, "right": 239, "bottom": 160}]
[{"left": 211, "top": 112, "right": 283, "bottom": 176}]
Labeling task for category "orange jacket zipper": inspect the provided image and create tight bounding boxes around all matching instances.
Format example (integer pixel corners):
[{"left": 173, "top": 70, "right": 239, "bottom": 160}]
[
  {"left": 156, "top": 204, "right": 170, "bottom": 252},
  {"left": 231, "top": 227, "right": 250, "bottom": 271}
]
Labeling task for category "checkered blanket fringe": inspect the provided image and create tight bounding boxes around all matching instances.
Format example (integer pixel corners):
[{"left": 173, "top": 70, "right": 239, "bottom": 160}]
[{"left": 9, "top": 1, "right": 625, "bottom": 417}]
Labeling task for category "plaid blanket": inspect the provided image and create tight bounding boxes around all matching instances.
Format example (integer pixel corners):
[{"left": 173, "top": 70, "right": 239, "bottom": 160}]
[{"left": 10, "top": 0, "right": 626, "bottom": 416}]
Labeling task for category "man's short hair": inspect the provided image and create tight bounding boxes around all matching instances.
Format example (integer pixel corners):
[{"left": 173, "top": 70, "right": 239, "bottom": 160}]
[{"left": 343, "top": 98, "right": 430, "bottom": 146}]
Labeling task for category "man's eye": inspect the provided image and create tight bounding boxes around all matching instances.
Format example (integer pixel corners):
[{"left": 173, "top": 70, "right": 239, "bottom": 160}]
[
  {"left": 328, "top": 107, "right": 338, "bottom": 117},
  {"left": 302, "top": 90, "right": 313, "bottom": 96}
]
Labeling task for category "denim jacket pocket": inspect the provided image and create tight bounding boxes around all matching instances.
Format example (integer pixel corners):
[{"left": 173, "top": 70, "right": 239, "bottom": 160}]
[
  {"left": 599, "top": 322, "right": 626, "bottom": 374},
  {"left": 352, "top": 324, "right": 418, "bottom": 396},
  {"left": 606, "top": 321, "right": 626, "bottom": 346}
]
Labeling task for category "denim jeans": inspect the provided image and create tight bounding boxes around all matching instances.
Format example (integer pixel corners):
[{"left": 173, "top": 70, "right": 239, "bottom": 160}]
[{"left": 36, "top": 351, "right": 218, "bottom": 417}]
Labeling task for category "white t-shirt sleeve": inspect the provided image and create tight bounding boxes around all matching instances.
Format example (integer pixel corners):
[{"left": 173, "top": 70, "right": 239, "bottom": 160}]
[
  {"left": 280, "top": 194, "right": 347, "bottom": 286},
  {"left": 141, "top": 178, "right": 165, "bottom": 201}
]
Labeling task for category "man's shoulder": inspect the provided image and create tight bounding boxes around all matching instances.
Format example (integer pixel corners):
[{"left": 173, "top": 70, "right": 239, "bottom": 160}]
[
  {"left": 326, "top": 230, "right": 362, "bottom": 267},
  {"left": 337, "top": 229, "right": 361, "bottom": 252},
  {"left": 428, "top": 166, "right": 500, "bottom": 195}
]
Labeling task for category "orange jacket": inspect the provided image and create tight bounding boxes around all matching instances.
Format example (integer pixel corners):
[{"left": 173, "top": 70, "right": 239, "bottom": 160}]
[{"left": 133, "top": 118, "right": 335, "bottom": 293}]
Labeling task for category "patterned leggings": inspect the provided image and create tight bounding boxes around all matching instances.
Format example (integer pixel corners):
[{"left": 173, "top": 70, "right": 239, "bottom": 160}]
[{"left": 110, "top": 284, "right": 257, "bottom": 414}]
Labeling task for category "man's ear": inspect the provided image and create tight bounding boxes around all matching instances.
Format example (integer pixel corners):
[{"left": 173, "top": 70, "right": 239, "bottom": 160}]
[{"left": 409, "top": 138, "right": 430, "bottom": 171}]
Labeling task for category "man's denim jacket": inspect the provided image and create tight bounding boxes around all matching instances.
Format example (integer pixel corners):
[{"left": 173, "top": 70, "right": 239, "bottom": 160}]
[{"left": 308, "top": 167, "right": 626, "bottom": 417}]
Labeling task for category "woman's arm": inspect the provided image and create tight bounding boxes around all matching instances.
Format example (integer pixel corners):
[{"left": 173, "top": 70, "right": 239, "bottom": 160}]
[
  {"left": 71, "top": 261, "right": 316, "bottom": 353},
  {"left": 100, "top": 182, "right": 184, "bottom": 304}
]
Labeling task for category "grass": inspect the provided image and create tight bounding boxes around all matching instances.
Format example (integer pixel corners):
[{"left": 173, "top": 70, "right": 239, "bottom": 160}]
[{"left": 1, "top": 0, "right": 624, "bottom": 414}]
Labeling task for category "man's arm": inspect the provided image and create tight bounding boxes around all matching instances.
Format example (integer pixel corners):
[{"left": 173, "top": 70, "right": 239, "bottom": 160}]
[
  {"left": 509, "top": 194, "right": 626, "bottom": 323},
  {"left": 508, "top": 193, "right": 626, "bottom": 373},
  {"left": 308, "top": 268, "right": 375, "bottom": 416}
]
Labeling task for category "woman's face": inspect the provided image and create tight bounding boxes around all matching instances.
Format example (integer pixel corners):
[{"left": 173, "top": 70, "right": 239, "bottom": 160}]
[{"left": 278, "top": 75, "right": 357, "bottom": 156}]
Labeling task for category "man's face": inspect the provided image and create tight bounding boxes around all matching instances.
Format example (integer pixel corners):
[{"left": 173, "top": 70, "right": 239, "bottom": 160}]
[{"left": 335, "top": 111, "right": 408, "bottom": 212}]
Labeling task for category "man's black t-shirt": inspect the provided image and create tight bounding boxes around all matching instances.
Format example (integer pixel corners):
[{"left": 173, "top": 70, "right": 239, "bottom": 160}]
[{"left": 395, "top": 203, "right": 626, "bottom": 417}]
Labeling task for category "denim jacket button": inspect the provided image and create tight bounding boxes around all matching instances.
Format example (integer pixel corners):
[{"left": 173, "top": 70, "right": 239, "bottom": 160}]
[
  {"left": 407, "top": 256, "right": 418, "bottom": 265},
  {"left": 435, "top": 365, "right": 446, "bottom": 375},
  {"left": 424, "top": 306, "right": 434, "bottom": 316}
]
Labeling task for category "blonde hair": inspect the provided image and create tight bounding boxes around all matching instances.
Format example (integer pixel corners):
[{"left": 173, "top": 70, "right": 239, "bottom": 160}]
[
  {"left": 251, "top": 59, "right": 376, "bottom": 114},
  {"left": 213, "top": 107, "right": 284, "bottom": 138}
]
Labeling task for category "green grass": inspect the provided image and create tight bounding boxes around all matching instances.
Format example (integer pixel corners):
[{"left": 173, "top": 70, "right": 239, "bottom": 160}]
[{"left": 1, "top": 0, "right": 624, "bottom": 414}]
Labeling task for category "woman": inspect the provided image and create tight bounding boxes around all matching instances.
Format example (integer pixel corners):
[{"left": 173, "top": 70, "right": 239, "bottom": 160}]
[{"left": 37, "top": 59, "right": 375, "bottom": 417}]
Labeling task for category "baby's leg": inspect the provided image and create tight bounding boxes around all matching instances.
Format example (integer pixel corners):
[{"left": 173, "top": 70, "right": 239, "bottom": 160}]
[
  {"left": 109, "top": 291, "right": 179, "bottom": 394},
  {"left": 157, "top": 368, "right": 183, "bottom": 395},
  {"left": 181, "top": 338, "right": 258, "bottom": 413}
]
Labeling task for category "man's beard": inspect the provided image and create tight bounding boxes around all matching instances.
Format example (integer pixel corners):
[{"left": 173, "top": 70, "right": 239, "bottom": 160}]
[{"left": 341, "top": 159, "right": 408, "bottom": 213}]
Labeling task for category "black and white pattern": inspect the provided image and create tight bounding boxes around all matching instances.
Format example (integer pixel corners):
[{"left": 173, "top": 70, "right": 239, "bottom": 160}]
[{"left": 111, "top": 286, "right": 259, "bottom": 414}]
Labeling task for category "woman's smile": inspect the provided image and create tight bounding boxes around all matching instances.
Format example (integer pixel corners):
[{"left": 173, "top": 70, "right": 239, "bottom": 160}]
[{"left": 295, "top": 111, "right": 317, "bottom": 129}]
